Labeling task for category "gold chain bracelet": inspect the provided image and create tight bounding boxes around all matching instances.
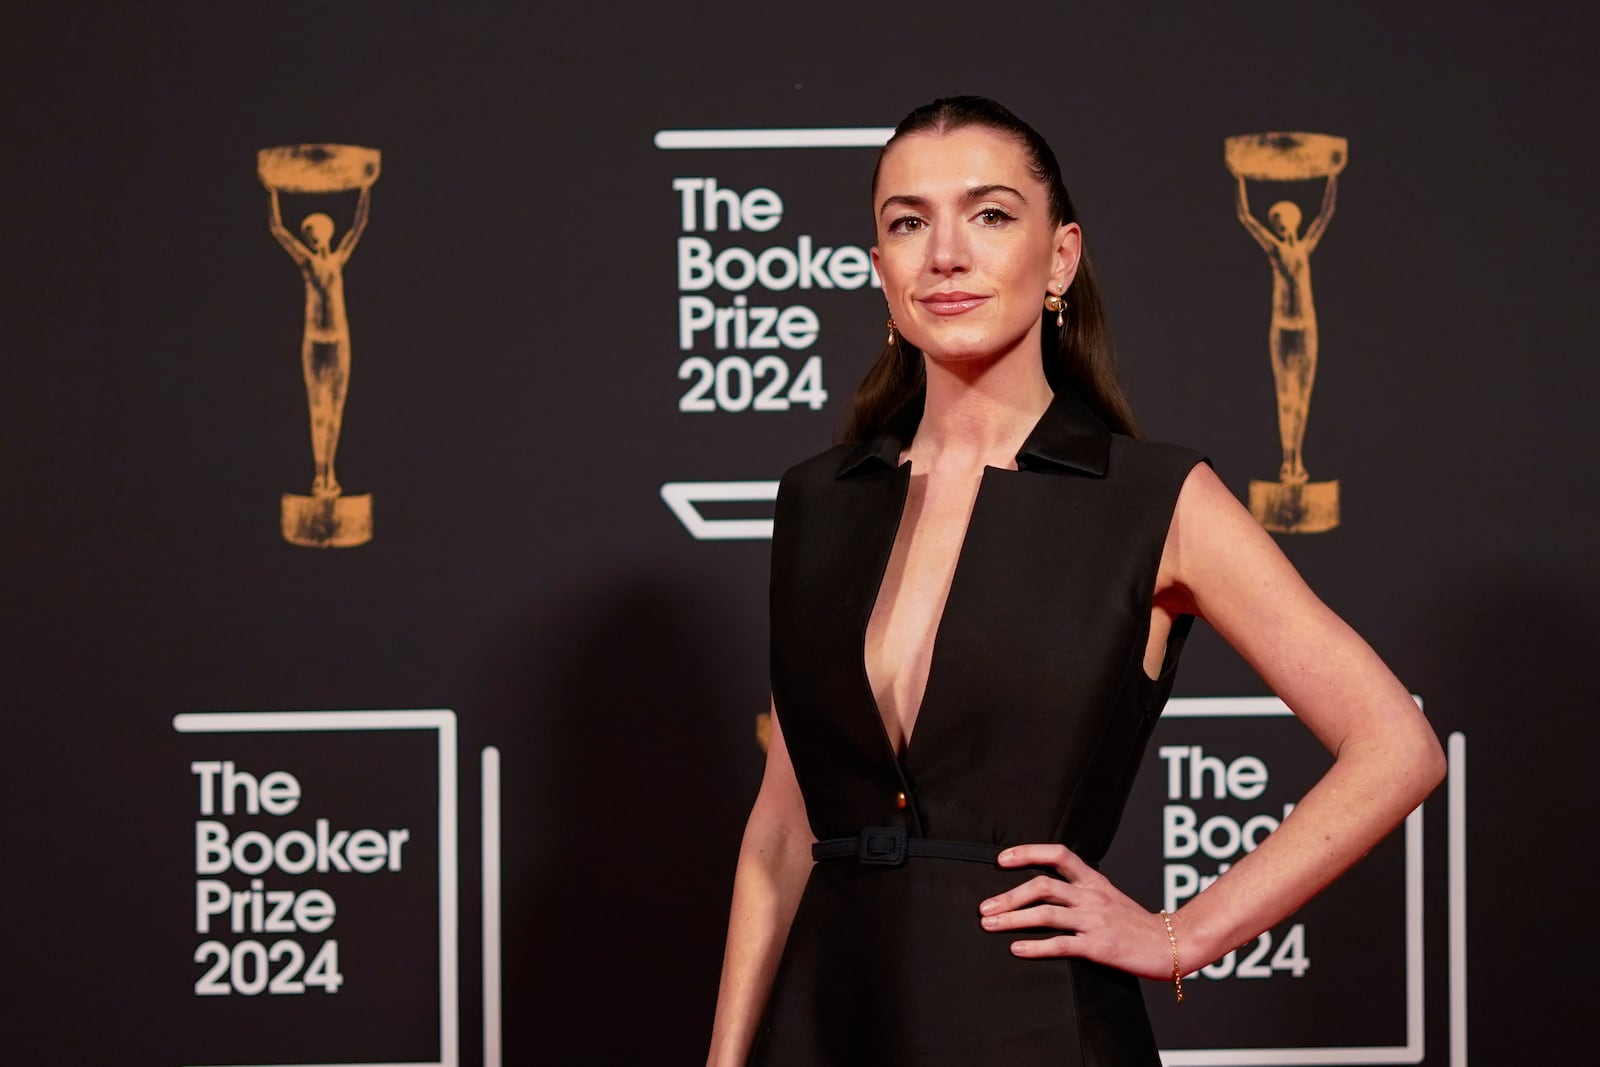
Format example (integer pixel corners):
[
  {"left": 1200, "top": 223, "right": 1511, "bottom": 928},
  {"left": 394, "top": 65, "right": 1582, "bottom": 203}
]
[{"left": 1159, "top": 909, "right": 1184, "bottom": 1004}]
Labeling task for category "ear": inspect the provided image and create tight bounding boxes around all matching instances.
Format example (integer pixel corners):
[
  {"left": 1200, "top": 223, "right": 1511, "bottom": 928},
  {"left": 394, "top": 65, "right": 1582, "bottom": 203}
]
[{"left": 1050, "top": 222, "right": 1083, "bottom": 293}]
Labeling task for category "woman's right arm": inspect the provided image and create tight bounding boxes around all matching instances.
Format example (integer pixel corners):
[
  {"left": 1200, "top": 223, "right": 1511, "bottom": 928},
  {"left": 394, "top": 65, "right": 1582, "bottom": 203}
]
[{"left": 707, "top": 702, "right": 814, "bottom": 1067}]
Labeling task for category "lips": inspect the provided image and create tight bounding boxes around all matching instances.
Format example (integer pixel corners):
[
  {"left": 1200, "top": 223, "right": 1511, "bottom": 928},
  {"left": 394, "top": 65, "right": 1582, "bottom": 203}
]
[{"left": 919, "top": 291, "right": 989, "bottom": 316}]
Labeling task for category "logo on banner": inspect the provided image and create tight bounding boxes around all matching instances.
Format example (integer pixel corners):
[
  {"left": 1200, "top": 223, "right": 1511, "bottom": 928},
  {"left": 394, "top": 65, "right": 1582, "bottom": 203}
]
[
  {"left": 258, "top": 143, "right": 380, "bottom": 548},
  {"left": 1226, "top": 133, "right": 1346, "bottom": 534},
  {"left": 172, "top": 710, "right": 470, "bottom": 1067},
  {"left": 655, "top": 128, "right": 892, "bottom": 540},
  {"left": 1111, "top": 697, "right": 1441, "bottom": 1065}
]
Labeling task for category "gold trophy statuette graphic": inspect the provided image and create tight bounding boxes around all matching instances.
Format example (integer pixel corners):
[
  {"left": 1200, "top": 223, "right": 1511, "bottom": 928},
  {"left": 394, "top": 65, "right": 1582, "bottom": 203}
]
[
  {"left": 1226, "top": 132, "right": 1345, "bottom": 534},
  {"left": 259, "top": 143, "right": 379, "bottom": 547}
]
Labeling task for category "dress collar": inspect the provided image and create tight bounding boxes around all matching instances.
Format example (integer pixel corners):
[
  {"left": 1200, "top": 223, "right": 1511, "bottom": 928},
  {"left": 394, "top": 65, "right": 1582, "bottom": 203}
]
[{"left": 835, "top": 384, "right": 1113, "bottom": 479}]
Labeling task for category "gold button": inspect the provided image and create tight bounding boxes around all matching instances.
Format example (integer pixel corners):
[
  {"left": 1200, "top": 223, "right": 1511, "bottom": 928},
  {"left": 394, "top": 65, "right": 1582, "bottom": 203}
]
[{"left": 895, "top": 791, "right": 907, "bottom": 810}]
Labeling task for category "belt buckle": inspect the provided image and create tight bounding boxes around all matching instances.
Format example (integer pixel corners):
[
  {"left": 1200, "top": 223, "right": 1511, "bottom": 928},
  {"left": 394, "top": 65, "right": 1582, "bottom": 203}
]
[{"left": 857, "top": 825, "right": 907, "bottom": 867}]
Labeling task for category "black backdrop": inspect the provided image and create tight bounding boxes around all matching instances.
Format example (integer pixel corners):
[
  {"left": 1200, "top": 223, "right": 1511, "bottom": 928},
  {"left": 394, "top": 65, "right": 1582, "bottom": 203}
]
[{"left": 3, "top": 3, "right": 1596, "bottom": 1063}]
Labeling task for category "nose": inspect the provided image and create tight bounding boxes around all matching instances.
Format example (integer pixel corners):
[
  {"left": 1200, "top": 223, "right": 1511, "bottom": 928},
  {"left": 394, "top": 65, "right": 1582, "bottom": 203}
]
[{"left": 925, "top": 217, "right": 970, "bottom": 277}]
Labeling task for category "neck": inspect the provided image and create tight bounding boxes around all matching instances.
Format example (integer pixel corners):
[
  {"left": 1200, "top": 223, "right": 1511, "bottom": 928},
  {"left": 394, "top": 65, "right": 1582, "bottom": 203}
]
[{"left": 909, "top": 341, "right": 1054, "bottom": 469}]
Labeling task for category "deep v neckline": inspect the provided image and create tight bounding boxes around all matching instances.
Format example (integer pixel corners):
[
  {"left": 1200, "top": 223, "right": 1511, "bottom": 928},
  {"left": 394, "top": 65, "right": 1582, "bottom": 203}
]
[{"left": 861, "top": 462, "right": 999, "bottom": 767}]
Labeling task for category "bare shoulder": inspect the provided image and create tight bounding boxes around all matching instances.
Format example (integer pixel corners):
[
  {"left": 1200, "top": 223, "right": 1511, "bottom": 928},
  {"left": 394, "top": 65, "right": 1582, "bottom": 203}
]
[
  {"left": 1156, "top": 464, "right": 1435, "bottom": 760},
  {"left": 1154, "top": 462, "right": 1291, "bottom": 614}
]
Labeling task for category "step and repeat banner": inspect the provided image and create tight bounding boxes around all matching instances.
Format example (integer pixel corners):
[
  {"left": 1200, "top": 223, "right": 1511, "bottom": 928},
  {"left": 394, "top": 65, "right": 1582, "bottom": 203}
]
[{"left": 4, "top": 4, "right": 1593, "bottom": 1065}]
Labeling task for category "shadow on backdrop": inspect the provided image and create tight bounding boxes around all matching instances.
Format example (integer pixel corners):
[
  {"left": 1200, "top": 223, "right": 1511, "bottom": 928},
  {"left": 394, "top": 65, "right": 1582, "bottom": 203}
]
[
  {"left": 1428, "top": 570, "right": 1592, "bottom": 1063},
  {"left": 497, "top": 572, "right": 762, "bottom": 1062}
]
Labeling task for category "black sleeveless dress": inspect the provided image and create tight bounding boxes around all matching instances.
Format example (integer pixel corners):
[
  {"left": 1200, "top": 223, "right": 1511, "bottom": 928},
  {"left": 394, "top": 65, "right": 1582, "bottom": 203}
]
[{"left": 752, "top": 387, "right": 1205, "bottom": 1066}]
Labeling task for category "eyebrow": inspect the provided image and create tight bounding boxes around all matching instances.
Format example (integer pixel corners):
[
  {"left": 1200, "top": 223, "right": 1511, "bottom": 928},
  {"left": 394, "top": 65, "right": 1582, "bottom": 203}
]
[{"left": 878, "top": 183, "right": 1029, "bottom": 216}]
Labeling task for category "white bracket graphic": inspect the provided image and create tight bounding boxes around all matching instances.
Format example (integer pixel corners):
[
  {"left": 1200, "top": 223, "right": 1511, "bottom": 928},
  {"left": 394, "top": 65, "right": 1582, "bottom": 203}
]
[
  {"left": 653, "top": 128, "right": 893, "bottom": 150},
  {"left": 660, "top": 481, "right": 779, "bottom": 541}
]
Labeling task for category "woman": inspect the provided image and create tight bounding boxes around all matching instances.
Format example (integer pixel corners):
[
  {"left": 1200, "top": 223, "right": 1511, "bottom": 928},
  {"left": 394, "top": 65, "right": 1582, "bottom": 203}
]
[{"left": 707, "top": 96, "right": 1444, "bottom": 1066}]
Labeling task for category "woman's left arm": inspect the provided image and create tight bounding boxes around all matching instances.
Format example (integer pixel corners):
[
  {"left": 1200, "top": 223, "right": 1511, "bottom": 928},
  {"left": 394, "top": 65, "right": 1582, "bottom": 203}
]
[{"left": 981, "top": 463, "right": 1447, "bottom": 978}]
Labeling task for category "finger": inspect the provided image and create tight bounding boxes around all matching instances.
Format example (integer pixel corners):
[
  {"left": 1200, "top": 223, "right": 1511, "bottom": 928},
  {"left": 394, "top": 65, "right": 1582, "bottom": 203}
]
[
  {"left": 1008, "top": 933, "right": 1086, "bottom": 959},
  {"left": 980, "top": 880, "right": 1097, "bottom": 918},
  {"left": 998, "top": 843, "right": 1098, "bottom": 884},
  {"left": 980, "top": 903, "right": 1078, "bottom": 932},
  {"left": 996, "top": 843, "right": 1069, "bottom": 870},
  {"left": 978, "top": 874, "right": 1071, "bottom": 915}
]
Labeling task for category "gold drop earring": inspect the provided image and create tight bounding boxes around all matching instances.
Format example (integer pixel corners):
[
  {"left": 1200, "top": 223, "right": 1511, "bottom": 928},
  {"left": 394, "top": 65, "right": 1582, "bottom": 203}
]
[
  {"left": 886, "top": 316, "right": 897, "bottom": 346},
  {"left": 1044, "top": 290, "right": 1067, "bottom": 330}
]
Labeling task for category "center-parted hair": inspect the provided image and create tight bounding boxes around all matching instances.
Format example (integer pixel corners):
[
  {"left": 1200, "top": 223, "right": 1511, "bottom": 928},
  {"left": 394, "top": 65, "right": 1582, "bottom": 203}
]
[{"left": 846, "top": 95, "right": 1140, "bottom": 442}]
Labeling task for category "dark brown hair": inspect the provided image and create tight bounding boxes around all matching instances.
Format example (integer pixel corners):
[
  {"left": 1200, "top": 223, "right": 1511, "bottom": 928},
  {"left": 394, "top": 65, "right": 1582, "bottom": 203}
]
[{"left": 845, "top": 95, "right": 1140, "bottom": 442}]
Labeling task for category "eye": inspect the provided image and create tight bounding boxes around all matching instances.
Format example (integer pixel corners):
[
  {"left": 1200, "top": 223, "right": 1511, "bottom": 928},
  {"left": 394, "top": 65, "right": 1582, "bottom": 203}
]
[
  {"left": 976, "top": 208, "right": 1015, "bottom": 226},
  {"left": 887, "top": 215, "right": 925, "bottom": 235}
]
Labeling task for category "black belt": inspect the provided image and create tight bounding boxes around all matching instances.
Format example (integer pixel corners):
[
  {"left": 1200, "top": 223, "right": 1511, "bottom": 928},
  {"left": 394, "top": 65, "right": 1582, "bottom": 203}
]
[{"left": 811, "top": 826, "right": 1001, "bottom": 868}]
